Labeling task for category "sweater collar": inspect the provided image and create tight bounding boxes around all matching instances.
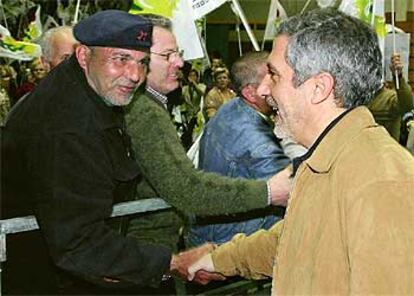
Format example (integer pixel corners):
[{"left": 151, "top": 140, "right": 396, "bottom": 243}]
[
  {"left": 68, "top": 55, "right": 125, "bottom": 128},
  {"left": 146, "top": 86, "right": 168, "bottom": 109}
]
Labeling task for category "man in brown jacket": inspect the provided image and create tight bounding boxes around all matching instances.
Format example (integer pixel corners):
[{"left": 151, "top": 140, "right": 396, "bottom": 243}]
[{"left": 184, "top": 8, "right": 414, "bottom": 295}]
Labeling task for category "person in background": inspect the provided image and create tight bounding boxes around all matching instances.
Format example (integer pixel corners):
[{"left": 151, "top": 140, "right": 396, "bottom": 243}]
[
  {"left": 0, "top": 63, "right": 16, "bottom": 124},
  {"left": 202, "top": 50, "right": 224, "bottom": 89},
  {"left": 367, "top": 53, "right": 414, "bottom": 142},
  {"left": 0, "top": 79, "right": 11, "bottom": 126},
  {"left": 187, "top": 51, "right": 290, "bottom": 247},
  {"left": 6, "top": 27, "right": 79, "bottom": 118},
  {"left": 184, "top": 8, "right": 414, "bottom": 295},
  {"left": 174, "top": 68, "right": 207, "bottom": 149},
  {"left": 14, "top": 58, "right": 48, "bottom": 99},
  {"left": 40, "top": 25, "right": 79, "bottom": 70},
  {"left": 204, "top": 67, "right": 235, "bottom": 120},
  {"left": 404, "top": 110, "right": 414, "bottom": 154}
]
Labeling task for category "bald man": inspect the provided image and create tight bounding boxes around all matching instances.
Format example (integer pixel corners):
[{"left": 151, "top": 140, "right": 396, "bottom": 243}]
[{"left": 41, "top": 26, "right": 78, "bottom": 70}]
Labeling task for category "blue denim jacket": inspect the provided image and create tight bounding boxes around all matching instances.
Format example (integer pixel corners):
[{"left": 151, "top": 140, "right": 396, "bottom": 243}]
[{"left": 187, "top": 97, "right": 290, "bottom": 246}]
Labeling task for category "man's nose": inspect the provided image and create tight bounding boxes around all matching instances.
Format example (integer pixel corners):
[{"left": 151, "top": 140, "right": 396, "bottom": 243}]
[
  {"left": 171, "top": 54, "right": 184, "bottom": 68},
  {"left": 125, "top": 62, "right": 144, "bottom": 83},
  {"left": 257, "top": 75, "right": 270, "bottom": 98}
]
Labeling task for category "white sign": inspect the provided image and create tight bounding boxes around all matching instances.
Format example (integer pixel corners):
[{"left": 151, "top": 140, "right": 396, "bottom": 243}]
[
  {"left": 190, "top": 0, "right": 227, "bottom": 20},
  {"left": 173, "top": 0, "right": 205, "bottom": 60},
  {"left": 384, "top": 32, "right": 411, "bottom": 81}
]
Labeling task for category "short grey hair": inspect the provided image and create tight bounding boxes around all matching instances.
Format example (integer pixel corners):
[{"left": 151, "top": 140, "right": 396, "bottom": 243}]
[
  {"left": 277, "top": 8, "right": 382, "bottom": 108},
  {"left": 231, "top": 51, "right": 268, "bottom": 94},
  {"left": 40, "top": 26, "right": 74, "bottom": 60}
]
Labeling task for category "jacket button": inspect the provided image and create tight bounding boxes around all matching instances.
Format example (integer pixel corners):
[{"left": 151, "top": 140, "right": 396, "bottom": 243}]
[{"left": 118, "top": 128, "right": 123, "bottom": 135}]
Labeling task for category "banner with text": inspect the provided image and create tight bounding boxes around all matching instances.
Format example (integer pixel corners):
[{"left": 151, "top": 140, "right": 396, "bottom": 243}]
[
  {"left": 190, "top": 0, "right": 227, "bottom": 20},
  {"left": 130, "top": 0, "right": 205, "bottom": 60}
]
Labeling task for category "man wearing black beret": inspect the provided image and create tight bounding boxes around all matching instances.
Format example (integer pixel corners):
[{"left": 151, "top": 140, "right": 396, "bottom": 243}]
[{"left": 1, "top": 10, "right": 173, "bottom": 294}]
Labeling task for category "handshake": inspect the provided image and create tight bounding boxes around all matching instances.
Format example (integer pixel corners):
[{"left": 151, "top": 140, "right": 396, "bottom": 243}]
[{"left": 169, "top": 243, "right": 226, "bottom": 285}]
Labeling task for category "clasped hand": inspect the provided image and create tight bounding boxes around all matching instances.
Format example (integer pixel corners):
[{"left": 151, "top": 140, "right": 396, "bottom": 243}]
[{"left": 170, "top": 243, "right": 225, "bottom": 285}]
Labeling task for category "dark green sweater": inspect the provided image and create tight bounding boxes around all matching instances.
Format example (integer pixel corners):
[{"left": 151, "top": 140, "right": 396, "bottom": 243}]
[{"left": 125, "top": 91, "right": 268, "bottom": 247}]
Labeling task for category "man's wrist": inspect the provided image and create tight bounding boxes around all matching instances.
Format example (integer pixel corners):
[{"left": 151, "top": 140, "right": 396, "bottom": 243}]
[{"left": 266, "top": 180, "right": 272, "bottom": 205}]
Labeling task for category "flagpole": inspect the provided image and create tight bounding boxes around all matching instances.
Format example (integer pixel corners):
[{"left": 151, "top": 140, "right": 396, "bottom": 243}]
[
  {"left": 371, "top": 0, "right": 376, "bottom": 26},
  {"left": 0, "top": 0, "right": 8, "bottom": 30},
  {"left": 235, "top": 21, "right": 243, "bottom": 57},
  {"left": 229, "top": 0, "right": 260, "bottom": 51},
  {"left": 391, "top": 0, "right": 399, "bottom": 89},
  {"left": 300, "top": 0, "right": 312, "bottom": 15},
  {"left": 261, "top": 0, "right": 272, "bottom": 50},
  {"left": 73, "top": 0, "right": 81, "bottom": 25}
]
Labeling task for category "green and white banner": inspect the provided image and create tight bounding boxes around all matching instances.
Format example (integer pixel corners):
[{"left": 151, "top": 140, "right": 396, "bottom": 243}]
[
  {"left": 339, "top": 0, "right": 386, "bottom": 76},
  {"left": 339, "top": 0, "right": 386, "bottom": 38},
  {"left": 0, "top": 5, "right": 42, "bottom": 61},
  {"left": 130, "top": 0, "right": 211, "bottom": 60},
  {"left": 262, "top": 0, "right": 287, "bottom": 44}
]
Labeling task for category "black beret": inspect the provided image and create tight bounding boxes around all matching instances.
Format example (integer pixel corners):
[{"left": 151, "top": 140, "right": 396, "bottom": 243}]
[{"left": 74, "top": 10, "right": 152, "bottom": 51}]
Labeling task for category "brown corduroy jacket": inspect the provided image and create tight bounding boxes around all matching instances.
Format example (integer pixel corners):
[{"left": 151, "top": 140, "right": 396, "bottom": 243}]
[{"left": 212, "top": 107, "right": 414, "bottom": 295}]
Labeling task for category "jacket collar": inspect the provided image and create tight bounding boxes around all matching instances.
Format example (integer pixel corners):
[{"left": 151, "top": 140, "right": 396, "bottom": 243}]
[
  {"left": 67, "top": 55, "right": 125, "bottom": 128},
  {"left": 304, "top": 106, "right": 378, "bottom": 173},
  {"left": 237, "top": 97, "right": 273, "bottom": 127}
]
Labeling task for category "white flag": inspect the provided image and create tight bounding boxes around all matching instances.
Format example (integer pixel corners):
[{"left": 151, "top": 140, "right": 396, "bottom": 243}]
[
  {"left": 384, "top": 27, "right": 410, "bottom": 81},
  {"left": 190, "top": 0, "right": 227, "bottom": 20},
  {"left": 173, "top": 0, "right": 204, "bottom": 60},
  {"left": 263, "top": 0, "right": 287, "bottom": 42},
  {"left": 130, "top": 0, "right": 205, "bottom": 60},
  {"left": 316, "top": 0, "right": 337, "bottom": 8},
  {"left": 339, "top": 0, "right": 386, "bottom": 77}
]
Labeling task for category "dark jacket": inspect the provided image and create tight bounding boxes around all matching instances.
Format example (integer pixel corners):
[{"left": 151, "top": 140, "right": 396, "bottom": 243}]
[{"left": 1, "top": 55, "right": 170, "bottom": 294}]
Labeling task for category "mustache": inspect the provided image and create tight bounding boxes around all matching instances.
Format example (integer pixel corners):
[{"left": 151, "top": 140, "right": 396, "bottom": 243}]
[{"left": 116, "top": 77, "right": 141, "bottom": 88}]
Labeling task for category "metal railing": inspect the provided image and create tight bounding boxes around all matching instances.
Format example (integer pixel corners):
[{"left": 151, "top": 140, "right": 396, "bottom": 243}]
[{"left": 0, "top": 198, "right": 171, "bottom": 296}]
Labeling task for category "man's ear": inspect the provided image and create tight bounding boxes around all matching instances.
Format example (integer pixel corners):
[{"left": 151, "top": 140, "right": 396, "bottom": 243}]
[
  {"left": 75, "top": 45, "right": 90, "bottom": 71},
  {"left": 241, "top": 85, "right": 256, "bottom": 104},
  {"left": 310, "top": 72, "right": 335, "bottom": 104}
]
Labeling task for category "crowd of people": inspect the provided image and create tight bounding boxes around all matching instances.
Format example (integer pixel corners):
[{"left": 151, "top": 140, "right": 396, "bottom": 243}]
[
  {"left": 1, "top": 6, "right": 414, "bottom": 296},
  {"left": 0, "top": 25, "right": 79, "bottom": 125}
]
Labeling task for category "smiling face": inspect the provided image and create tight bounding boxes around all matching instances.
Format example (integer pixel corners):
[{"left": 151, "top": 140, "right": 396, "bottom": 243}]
[
  {"left": 147, "top": 27, "right": 184, "bottom": 94},
  {"left": 77, "top": 46, "right": 149, "bottom": 106},
  {"left": 257, "top": 35, "right": 309, "bottom": 142}
]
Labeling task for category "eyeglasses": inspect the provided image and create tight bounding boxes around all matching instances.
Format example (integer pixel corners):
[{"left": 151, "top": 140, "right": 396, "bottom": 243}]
[{"left": 150, "top": 49, "right": 184, "bottom": 62}]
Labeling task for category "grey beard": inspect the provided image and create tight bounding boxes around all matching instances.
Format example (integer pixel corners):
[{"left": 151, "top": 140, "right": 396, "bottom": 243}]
[
  {"left": 273, "top": 119, "right": 289, "bottom": 139},
  {"left": 102, "top": 93, "right": 134, "bottom": 107}
]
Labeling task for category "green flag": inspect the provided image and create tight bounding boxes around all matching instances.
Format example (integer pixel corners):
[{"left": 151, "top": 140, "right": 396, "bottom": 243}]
[
  {"left": 0, "top": 25, "right": 41, "bottom": 61},
  {"left": 129, "top": 0, "right": 179, "bottom": 19}
]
